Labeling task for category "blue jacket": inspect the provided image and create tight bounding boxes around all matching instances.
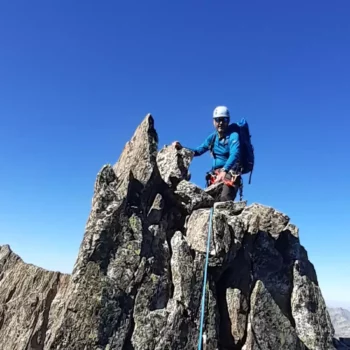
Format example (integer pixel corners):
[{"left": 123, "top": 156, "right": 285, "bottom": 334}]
[{"left": 188, "top": 125, "right": 240, "bottom": 172}]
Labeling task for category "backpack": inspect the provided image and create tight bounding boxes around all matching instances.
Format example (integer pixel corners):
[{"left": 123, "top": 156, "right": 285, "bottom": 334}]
[{"left": 209, "top": 118, "right": 255, "bottom": 183}]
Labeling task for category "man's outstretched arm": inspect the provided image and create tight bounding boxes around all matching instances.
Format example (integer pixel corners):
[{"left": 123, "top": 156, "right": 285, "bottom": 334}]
[
  {"left": 188, "top": 134, "right": 213, "bottom": 156},
  {"left": 222, "top": 132, "right": 240, "bottom": 172},
  {"left": 172, "top": 134, "right": 213, "bottom": 156}
]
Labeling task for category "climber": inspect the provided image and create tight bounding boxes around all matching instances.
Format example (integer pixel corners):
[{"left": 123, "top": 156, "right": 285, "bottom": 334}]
[{"left": 172, "top": 106, "right": 243, "bottom": 202}]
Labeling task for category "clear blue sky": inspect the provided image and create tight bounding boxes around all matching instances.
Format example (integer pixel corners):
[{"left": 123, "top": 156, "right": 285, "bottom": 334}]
[{"left": 0, "top": 1, "right": 349, "bottom": 306}]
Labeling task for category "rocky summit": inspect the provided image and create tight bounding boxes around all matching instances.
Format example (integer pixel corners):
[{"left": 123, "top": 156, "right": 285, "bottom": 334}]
[{"left": 0, "top": 114, "right": 341, "bottom": 349}]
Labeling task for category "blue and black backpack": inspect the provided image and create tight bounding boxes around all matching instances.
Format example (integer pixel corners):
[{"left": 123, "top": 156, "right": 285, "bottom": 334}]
[{"left": 209, "top": 118, "right": 255, "bottom": 183}]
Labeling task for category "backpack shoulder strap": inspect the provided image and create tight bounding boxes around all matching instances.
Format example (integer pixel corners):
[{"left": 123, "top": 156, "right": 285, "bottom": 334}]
[
  {"left": 228, "top": 122, "right": 240, "bottom": 134},
  {"left": 209, "top": 132, "right": 217, "bottom": 158}
]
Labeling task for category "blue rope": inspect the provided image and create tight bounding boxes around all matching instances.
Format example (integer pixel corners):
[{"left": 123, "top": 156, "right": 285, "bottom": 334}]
[{"left": 197, "top": 207, "right": 214, "bottom": 350}]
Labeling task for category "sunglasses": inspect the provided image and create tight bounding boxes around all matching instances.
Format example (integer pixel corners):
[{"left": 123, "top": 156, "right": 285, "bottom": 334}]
[{"left": 214, "top": 117, "right": 229, "bottom": 123}]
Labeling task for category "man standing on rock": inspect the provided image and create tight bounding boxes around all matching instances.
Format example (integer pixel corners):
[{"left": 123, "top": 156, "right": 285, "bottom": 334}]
[{"left": 172, "top": 106, "right": 243, "bottom": 202}]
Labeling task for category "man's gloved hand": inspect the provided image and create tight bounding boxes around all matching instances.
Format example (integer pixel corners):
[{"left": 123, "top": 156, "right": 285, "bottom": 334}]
[{"left": 172, "top": 141, "right": 183, "bottom": 150}]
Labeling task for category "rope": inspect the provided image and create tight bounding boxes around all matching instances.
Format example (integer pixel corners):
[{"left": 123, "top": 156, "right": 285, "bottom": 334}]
[{"left": 197, "top": 206, "right": 214, "bottom": 350}]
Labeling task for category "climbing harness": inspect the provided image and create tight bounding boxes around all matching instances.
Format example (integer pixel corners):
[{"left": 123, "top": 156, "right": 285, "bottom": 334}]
[
  {"left": 205, "top": 169, "right": 240, "bottom": 187},
  {"left": 205, "top": 169, "right": 244, "bottom": 201},
  {"left": 197, "top": 206, "right": 214, "bottom": 350}
]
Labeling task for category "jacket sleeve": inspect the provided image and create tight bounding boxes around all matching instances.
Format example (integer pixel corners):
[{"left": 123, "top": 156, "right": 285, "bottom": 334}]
[
  {"left": 222, "top": 132, "right": 240, "bottom": 172},
  {"left": 187, "top": 133, "right": 214, "bottom": 156}
]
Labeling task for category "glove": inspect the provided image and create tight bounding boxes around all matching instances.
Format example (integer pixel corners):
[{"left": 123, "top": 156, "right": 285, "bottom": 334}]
[{"left": 172, "top": 141, "right": 183, "bottom": 150}]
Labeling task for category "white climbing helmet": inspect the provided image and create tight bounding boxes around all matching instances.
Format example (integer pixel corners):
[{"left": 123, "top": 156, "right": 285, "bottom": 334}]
[{"left": 213, "top": 106, "right": 230, "bottom": 119}]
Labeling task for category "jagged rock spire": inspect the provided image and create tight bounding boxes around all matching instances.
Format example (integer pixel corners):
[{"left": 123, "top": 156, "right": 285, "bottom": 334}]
[
  {"left": 113, "top": 113, "right": 158, "bottom": 185},
  {"left": 0, "top": 114, "right": 340, "bottom": 350}
]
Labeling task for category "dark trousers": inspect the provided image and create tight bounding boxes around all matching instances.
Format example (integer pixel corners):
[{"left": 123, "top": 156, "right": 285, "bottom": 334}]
[
  {"left": 218, "top": 172, "right": 242, "bottom": 202},
  {"left": 220, "top": 182, "right": 239, "bottom": 202}
]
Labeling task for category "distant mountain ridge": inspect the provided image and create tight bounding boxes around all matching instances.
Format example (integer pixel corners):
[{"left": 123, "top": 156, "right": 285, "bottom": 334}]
[{"left": 328, "top": 307, "right": 350, "bottom": 338}]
